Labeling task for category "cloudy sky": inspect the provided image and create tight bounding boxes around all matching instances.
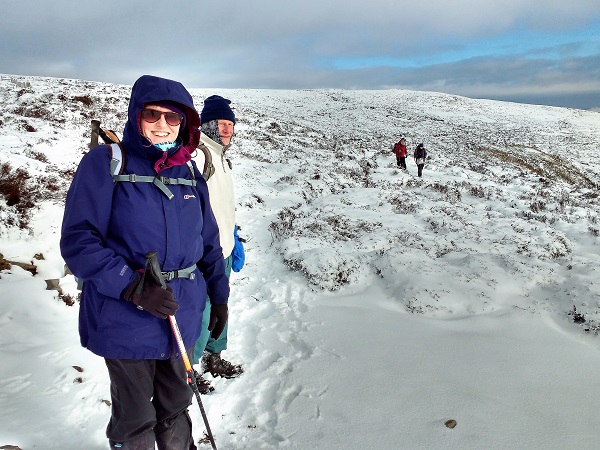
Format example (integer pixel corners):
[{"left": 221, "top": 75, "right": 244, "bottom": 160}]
[{"left": 1, "top": 0, "right": 600, "bottom": 109}]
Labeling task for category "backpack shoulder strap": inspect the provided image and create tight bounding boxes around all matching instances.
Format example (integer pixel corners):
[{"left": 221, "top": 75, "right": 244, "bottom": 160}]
[
  {"left": 186, "top": 160, "right": 196, "bottom": 180},
  {"left": 198, "top": 143, "right": 215, "bottom": 181},
  {"left": 109, "top": 143, "right": 197, "bottom": 199},
  {"left": 109, "top": 143, "right": 125, "bottom": 178}
]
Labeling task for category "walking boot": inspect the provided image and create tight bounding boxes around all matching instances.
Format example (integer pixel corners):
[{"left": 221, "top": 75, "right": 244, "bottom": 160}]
[
  {"left": 202, "top": 351, "right": 243, "bottom": 379},
  {"left": 192, "top": 368, "right": 214, "bottom": 394}
]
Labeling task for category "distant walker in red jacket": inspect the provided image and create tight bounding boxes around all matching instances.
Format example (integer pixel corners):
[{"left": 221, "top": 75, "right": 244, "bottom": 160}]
[{"left": 392, "top": 137, "right": 408, "bottom": 170}]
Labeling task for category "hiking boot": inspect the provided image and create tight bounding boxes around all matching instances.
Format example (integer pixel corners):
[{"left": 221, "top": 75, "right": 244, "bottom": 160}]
[
  {"left": 192, "top": 369, "right": 214, "bottom": 394},
  {"left": 202, "top": 352, "right": 244, "bottom": 379}
]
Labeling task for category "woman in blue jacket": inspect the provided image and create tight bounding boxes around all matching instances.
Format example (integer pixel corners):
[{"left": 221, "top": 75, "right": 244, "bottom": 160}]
[{"left": 61, "top": 75, "right": 229, "bottom": 449}]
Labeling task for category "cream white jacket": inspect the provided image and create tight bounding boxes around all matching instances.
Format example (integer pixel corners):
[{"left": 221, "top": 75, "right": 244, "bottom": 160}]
[{"left": 194, "top": 133, "right": 236, "bottom": 258}]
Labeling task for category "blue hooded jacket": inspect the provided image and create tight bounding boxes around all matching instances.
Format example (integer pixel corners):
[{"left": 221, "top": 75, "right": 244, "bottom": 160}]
[{"left": 60, "top": 75, "right": 229, "bottom": 359}]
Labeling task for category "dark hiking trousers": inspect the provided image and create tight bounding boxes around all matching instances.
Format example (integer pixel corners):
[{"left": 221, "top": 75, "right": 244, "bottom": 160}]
[
  {"left": 396, "top": 156, "right": 407, "bottom": 170},
  {"left": 105, "top": 354, "right": 197, "bottom": 450},
  {"left": 417, "top": 163, "right": 424, "bottom": 177}
]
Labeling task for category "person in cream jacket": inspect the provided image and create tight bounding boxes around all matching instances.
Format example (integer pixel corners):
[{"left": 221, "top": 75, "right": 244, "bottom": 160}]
[{"left": 193, "top": 95, "right": 244, "bottom": 392}]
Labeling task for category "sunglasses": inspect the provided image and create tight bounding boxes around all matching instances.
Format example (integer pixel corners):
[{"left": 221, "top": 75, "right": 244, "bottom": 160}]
[{"left": 141, "top": 109, "right": 184, "bottom": 126}]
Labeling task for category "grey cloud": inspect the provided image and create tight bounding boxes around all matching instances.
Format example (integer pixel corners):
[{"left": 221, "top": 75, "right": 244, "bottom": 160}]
[{"left": 1, "top": 0, "right": 599, "bottom": 109}]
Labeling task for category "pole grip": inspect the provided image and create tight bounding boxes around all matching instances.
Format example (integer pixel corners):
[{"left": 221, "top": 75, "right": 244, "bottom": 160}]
[{"left": 89, "top": 120, "right": 100, "bottom": 149}]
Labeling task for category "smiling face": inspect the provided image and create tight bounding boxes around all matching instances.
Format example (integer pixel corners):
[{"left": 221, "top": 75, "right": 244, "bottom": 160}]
[{"left": 140, "top": 105, "right": 182, "bottom": 145}]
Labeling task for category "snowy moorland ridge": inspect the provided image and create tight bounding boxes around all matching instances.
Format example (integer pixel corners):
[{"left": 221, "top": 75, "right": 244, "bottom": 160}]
[{"left": 1, "top": 73, "right": 600, "bottom": 450}]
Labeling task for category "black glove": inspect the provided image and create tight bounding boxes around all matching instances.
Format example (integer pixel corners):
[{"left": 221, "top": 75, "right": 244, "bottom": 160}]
[
  {"left": 208, "top": 304, "right": 228, "bottom": 339},
  {"left": 122, "top": 274, "right": 179, "bottom": 319}
]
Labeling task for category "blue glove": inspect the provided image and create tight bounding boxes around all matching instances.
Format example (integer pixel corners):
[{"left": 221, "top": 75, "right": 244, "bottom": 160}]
[{"left": 232, "top": 225, "right": 245, "bottom": 272}]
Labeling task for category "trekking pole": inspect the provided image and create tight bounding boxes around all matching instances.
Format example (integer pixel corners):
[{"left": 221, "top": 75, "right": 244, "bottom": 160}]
[{"left": 144, "top": 251, "right": 218, "bottom": 450}]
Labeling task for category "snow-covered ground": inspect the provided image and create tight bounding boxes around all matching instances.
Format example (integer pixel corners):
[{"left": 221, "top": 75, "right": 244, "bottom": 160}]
[{"left": 1, "top": 74, "right": 600, "bottom": 449}]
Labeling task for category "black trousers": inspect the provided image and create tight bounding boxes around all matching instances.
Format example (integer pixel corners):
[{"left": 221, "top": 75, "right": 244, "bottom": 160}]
[
  {"left": 396, "top": 156, "right": 406, "bottom": 169},
  {"left": 105, "top": 353, "right": 196, "bottom": 449},
  {"left": 417, "top": 164, "right": 424, "bottom": 177}
]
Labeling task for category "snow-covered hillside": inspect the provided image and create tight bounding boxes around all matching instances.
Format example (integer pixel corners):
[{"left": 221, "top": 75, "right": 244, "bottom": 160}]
[{"left": 1, "top": 74, "right": 600, "bottom": 450}]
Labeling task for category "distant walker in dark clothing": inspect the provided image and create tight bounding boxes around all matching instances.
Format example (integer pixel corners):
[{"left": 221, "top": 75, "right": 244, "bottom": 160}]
[{"left": 414, "top": 143, "right": 428, "bottom": 177}]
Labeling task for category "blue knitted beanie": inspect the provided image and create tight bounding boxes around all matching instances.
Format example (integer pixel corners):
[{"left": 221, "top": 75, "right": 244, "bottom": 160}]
[{"left": 200, "top": 95, "right": 235, "bottom": 124}]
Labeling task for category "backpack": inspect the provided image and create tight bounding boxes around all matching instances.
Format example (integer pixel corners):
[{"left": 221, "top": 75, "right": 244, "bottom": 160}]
[
  {"left": 414, "top": 144, "right": 427, "bottom": 160},
  {"left": 91, "top": 119, "right": 214, "bottom": 182},
  {"left": 195, "top": 142, "right": 216, "bottom": 181},
  {"left": 393, "top": 139, "right": 406, "bottom": 156},
  {"left": 108, "top": 142, "right": 196, "bottom": 200}
]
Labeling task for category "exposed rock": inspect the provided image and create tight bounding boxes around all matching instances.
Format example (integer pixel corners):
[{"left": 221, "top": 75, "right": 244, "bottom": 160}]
[{"left": 445, "top": 419, "right": 457, "bottom": 429}]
